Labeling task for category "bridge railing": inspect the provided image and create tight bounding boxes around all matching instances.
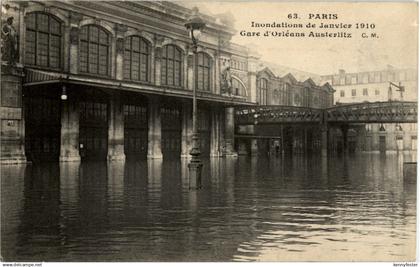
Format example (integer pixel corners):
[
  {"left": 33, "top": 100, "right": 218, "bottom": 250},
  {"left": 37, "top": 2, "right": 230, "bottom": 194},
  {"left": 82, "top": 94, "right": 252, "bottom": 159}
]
[
  {"left": 326, "top": 101, "right": 418, "bottom": 123},
  {"left": 235, "top": 105, "right": 324, "bottom": 124},
  {"left": 235, "top": 101, "right": 418, "bottom": 125}
]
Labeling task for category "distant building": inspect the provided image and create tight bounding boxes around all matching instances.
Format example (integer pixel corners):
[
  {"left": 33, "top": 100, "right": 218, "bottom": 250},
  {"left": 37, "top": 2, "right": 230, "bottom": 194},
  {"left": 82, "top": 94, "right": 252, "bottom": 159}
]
[
  {"left": 321, "top": 66, "right": 417, "bottom": 154},
  {"left": 321, "top": 66, "right": 417, "bottom": 104}
]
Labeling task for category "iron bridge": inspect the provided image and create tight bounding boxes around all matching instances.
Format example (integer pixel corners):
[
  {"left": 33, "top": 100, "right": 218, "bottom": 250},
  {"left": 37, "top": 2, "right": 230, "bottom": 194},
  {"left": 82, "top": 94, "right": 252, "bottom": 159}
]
[{"left": 235, "top": 101, "right": 418, "bottom": 125}]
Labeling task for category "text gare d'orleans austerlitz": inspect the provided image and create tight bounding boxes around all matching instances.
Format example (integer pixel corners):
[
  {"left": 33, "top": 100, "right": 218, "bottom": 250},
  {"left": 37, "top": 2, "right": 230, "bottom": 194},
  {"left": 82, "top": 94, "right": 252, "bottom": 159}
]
[{"left": 240, "top": 13, "right": 376, "bottom": 38}]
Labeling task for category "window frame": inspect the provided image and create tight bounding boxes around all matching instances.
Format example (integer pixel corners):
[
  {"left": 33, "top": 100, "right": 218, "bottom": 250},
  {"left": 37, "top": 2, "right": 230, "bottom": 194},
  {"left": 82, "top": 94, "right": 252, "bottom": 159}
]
[
  {"left": 195, "top": 52, "right": 211, "bottom": 92},
  {"left": 258, "top": 78, "right": 268, "bottom": 105},
  {"left": 25, "top": 12, "right": 63, "bottom": 70},
  {"left": 79, "top": 24, "right": 111, "bottom": 77},
  {"left": 161, "top": 44, "right": 183, "bottom": 88},
  {"left": 123, "top": 35, "right": 151, "bottom": 83}
]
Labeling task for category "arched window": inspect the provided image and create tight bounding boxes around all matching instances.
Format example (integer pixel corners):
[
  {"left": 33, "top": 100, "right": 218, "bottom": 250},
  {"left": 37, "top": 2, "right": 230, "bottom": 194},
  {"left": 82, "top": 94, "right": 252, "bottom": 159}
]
[
  {"left": 79, "top": 25, "right": 110, "bottom": 76},
  {"left": 161, "top": 45, "right": 182, "bottom": 87},
  {"left": 232, "top": 78, "right": 246, "bottom": 96},
  {"left": 258, "top": 78, "right": 268, "bottom": 105},
  {"left": 25, "top": 12, "right": 62, "bottom": 68},
  {"left": 196, "top": 52, "right": 211, "bottom": 91},
  {"left": 123, "top": 36, "right": 150, "bottom": 81}
]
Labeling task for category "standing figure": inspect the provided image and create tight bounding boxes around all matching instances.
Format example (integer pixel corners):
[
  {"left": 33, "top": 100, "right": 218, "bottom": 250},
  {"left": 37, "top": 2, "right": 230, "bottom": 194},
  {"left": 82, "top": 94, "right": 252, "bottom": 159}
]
[
  {"left": 221, "top": 66, "right": 232, "bottom": 95},
  {"left": 1, "top": 16, "right": 19, "bottom": 65}
]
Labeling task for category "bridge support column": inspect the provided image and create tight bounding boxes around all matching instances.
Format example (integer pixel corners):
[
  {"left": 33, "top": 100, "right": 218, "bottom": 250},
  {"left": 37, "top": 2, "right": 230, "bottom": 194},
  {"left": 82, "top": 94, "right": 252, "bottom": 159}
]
[
  {"left": 321, "top": 125, "right": 328, "bottom": 157},
  {"left": 147, "top": 96, "right": 163, "bottom": 159},
  {"left": 224, "top": 107, "right": 237, "bottom": 157},
  {"left": 341, "top": 125, "right": 349, "bottom": 154},
  {"left": 108, "top": 93, "right": 126, "bottom": 161}
]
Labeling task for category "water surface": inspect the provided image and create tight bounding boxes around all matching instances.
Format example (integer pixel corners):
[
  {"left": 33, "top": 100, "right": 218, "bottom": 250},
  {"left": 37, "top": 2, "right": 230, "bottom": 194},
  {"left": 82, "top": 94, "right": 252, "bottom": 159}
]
[{"left": 1, "top": 153, "right": 416, "bottom": 261}]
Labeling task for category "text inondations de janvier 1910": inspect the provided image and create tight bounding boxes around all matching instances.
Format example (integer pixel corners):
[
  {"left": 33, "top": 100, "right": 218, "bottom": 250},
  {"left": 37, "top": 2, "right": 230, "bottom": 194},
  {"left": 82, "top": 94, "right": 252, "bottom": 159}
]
[{"left": 239, "top": 13, "right": 379, "bottom": 39}]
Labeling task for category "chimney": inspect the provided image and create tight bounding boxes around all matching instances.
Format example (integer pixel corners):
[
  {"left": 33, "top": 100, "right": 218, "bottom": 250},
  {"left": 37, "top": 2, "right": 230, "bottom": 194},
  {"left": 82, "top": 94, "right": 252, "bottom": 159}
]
[{"left": 339, "top": 69, "right": 345, "bottom": 75}]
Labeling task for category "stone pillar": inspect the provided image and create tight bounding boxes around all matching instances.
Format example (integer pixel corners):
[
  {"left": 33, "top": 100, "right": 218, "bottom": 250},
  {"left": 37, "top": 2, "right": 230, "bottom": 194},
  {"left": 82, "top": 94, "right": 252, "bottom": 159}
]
[
  {"left": 321, "top": 125, "right": 328, "bottom": 157},
  {"left": 0, "top": 67, "right": 26, "bottom": 164},
  {"left": 214, "top": 53, "right": 221, "bottom": 95},
  {"left": 155, "top": 47, "right": 162, "bottom": 86},
  {"left": 108, "top": 93, "right": 125, "bottom": 161},
  {"left": 115, "top": 37, "right": 124, "bottom": 80},
  {"left": 224, "top": 107, "right": 237, "bottom": 157},
  {"left": 69, "top": 27, "right": 79, "bottom": 74},
  {"left": 60, "top": 98, "right": 81, "bottom": 162},
  {"left": 181, "top": 101, "right": 192, "bottom": 158},
  {"left": 210, "top": 107, "right": 221, "bottom": 157},
  {"left": 247, "top": 54, "right": 260, "bottom": 103},
  {"left": 147, "top": 96, "right": 163, "bottom": 159}
]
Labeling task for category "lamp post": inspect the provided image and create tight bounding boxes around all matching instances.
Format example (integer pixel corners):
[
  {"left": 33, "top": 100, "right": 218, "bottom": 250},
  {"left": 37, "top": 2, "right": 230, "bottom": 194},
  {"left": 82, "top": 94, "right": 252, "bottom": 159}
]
[{"left": 185, "top": 7, "right": 206, "bottom": 190}]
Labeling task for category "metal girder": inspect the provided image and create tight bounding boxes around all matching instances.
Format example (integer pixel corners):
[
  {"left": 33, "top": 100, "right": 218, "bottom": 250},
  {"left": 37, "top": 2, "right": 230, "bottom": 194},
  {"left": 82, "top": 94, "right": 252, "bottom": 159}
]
[
  {"left": 235, "top": 101, "right": 418, "bottom": 125},
  {"left": 235, "top": 105, "right": 323, "bottom": 125},
  {"left": 326, "top": 101, "right": 418, "bottom": 123}
]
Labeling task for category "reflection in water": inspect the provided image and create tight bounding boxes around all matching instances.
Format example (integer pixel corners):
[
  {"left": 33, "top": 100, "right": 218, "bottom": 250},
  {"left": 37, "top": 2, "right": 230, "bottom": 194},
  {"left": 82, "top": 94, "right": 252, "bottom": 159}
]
[{"left": 1, "top": 153, "right": 416, "bottom": 261}]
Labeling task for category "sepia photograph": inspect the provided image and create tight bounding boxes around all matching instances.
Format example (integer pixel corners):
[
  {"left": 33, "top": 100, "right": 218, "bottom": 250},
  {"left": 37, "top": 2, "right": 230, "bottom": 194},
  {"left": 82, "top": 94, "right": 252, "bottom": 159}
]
[{"left": 0, "top": 0, "right": 418, "bottom": 263}]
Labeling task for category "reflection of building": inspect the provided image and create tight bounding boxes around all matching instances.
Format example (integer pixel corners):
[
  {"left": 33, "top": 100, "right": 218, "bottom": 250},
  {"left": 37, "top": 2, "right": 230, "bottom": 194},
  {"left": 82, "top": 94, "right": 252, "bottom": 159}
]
[
  {"left": 1, "top": 1, "right": 261, "bottom": 163},
  {"left": 321, "top": 66, "right": 418, "bottom": 153}
]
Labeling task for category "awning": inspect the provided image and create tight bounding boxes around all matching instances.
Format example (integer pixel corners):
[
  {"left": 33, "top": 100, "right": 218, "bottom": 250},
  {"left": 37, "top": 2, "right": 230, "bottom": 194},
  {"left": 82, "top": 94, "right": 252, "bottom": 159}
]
[{"left": 23, "top": 68, "right": 257, "bottom": 106}]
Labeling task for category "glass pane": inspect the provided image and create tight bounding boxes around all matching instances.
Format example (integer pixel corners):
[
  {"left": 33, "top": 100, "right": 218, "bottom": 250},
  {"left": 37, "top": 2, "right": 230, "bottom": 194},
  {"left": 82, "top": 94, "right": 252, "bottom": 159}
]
[
  {"left": 50, "top": 17, "right": 61, "bottom": 35},
  {"left": 203, "top": 67, "right": 209, "bottom": 90},
  {"left": 79, "top": 41, "right": 88, "bottom": 72},
  {"left": 89, "top": 43, "right": 98, "bottom": 73},
  {"left": 197, "top": 67, "right": 203, "bottom": 90},
  {"left": 175, "top": 48, "right": 181, "bottom": 61},
  {"left": 99, "top": 29, "right": 108, "bottom": 45},
  {"left": 132, "top": 37, "right": 140, "bottom": 52},
  {"left": 168, "top": 45, "right": 174, "bottom": 58},
  {"left": 167, "top": 59, "right": 174, "bottom": 85},
  {"left": 131, "top": 52, "right": 140, "bottom": 80},
  {"left": 140, "top": 54, "right": 147, "bottom": 81},
  {"left": 25, "top": 30, "right": 36, "bottom": 65},
  {"left": 50, "top": 35, "right": 60, "bottom": 68},
  {"left": 26, "top": 14, "right": 36, "bottom": 30},
  {"left": 123, "top": 51, "right": 131, "bottom": 79},
  {"left": 174, "top": 61, "right": 181, "bottom": 86},
  {"left": 98, "top": 45, "right": 108, "bottom": 75},
  {"left": 37, "top": 13, "right": 49, "bottom": 32},
  {"left": 90, "top": 26, "right": 99, "bottom": 42},
  {"left": 37, "top": 32, "right": 49, "bottom": 66},
  {"left": 80, "top": 27, "right": 88, "bottom": 41}
]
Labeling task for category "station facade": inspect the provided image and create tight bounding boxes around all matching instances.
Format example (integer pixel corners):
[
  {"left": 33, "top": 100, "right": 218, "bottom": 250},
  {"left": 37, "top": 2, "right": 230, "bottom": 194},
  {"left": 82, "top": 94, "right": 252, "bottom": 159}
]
[{"left": 1, "top": 1, "right": 264, "bottom": 164}]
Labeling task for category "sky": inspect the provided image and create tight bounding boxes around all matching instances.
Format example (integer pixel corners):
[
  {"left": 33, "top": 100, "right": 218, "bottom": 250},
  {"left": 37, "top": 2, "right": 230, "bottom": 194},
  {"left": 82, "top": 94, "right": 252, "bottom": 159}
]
[{"left": 186, "top": 1, "right": 418, "bottom": 75}]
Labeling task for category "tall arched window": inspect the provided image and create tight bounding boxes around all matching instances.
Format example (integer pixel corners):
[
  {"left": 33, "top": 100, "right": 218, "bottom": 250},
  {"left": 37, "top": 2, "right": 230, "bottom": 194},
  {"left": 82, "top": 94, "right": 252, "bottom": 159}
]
[
  {"left": 161, "top": 45, "right": 182, "bottom": 87},
  {"left": 258, "top": 78, "right": 268, "bottom": 105},
  {"left": 232, "top": 78, "right": 246, "bottom": 96},
  {"left": 196, "top": 52, "right": 211, "bottom": 91},
  {"left": 79, "top": 25, "right": 110, "bottom": 76},
  {"left": 123, "top": 36, "right": 150, "bottom": 81},
  {"left": 25, "top": 12, "right": 62, "bottom": 68}
]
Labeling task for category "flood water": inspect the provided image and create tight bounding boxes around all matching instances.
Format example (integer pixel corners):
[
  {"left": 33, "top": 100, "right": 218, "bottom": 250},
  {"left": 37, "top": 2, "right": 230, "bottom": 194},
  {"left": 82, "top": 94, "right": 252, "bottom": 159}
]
[{"left": 1, "top": 153, "right": 417, "bottom": 262}]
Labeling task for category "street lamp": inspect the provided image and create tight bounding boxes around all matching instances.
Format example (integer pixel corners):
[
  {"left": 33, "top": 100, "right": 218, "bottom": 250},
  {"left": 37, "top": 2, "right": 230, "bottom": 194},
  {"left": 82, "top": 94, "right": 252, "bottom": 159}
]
[{"left": 185, "top": 7, "right": 206, "bottom": 189}]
